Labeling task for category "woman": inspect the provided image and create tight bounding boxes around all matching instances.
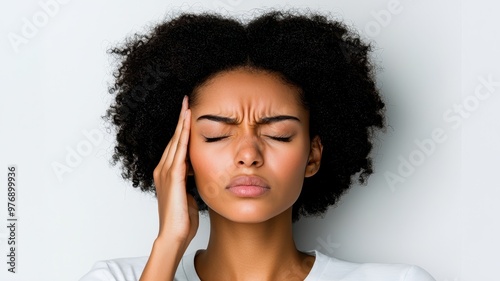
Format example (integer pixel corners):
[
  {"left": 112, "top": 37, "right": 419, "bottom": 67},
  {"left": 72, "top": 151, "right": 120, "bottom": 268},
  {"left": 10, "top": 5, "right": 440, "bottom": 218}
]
[{"left": 81, "top": 10, "right": 435, "bottom": 281}]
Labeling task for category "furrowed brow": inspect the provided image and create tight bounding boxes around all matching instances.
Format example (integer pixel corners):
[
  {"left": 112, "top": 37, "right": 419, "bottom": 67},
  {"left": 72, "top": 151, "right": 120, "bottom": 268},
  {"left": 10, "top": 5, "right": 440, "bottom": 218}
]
[
  {"left": 196, "top": 114, "right": 300, "bottom": 125},
  {"left": 256, "top": 115, "right": 300, "bottom": 125},
  {"left": 197, "top": 115, "right": 239, "bottom": 124}
]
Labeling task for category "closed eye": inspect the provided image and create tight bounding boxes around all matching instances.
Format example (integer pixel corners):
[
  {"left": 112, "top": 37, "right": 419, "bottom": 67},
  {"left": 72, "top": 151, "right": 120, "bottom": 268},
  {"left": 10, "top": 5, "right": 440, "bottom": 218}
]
[
  {"left": 204, "top": 136, "right": 229, "bottom": 143},
  {"left": 204, "top": 135, "right": 292, "bottom": 143},
  {"left": 267, "top": 136, "right": 292, "bottom": 142}
]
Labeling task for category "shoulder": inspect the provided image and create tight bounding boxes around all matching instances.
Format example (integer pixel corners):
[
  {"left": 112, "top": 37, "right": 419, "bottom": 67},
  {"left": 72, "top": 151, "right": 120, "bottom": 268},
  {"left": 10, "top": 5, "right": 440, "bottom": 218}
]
[
  {"left": 79, "top": 256, "right": 148, "bottom": 281},
  {"left": 306, "top": 250, "right": 435, "bottom": 281},
  {"left": 79, "top": 252, "right": 198, "bottom": 281}
]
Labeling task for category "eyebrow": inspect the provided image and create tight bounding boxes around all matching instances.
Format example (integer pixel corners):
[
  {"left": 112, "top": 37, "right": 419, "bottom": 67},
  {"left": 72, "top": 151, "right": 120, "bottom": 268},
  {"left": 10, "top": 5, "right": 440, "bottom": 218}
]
[{"left": 196, "top": 114, "right": 300, "bottom": 125}]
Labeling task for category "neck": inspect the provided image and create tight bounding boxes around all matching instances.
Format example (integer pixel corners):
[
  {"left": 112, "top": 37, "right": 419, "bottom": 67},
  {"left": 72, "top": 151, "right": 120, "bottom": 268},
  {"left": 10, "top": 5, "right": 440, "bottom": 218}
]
[{"left": 195, "top": 207, "right": 314, "bottom": 281}]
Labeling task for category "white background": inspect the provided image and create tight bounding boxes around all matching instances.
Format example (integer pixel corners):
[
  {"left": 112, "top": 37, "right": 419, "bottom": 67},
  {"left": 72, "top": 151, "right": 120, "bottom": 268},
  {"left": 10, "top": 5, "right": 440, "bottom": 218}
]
[{"left": 0, "top": 0, "right": 498, "bottom": 280}]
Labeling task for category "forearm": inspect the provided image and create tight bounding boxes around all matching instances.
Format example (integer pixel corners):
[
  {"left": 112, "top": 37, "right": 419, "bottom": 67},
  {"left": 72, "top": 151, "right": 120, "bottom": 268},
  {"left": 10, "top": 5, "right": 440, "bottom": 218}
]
[{"left": 139, "top": 237, "right": 187, "bottom": 281}]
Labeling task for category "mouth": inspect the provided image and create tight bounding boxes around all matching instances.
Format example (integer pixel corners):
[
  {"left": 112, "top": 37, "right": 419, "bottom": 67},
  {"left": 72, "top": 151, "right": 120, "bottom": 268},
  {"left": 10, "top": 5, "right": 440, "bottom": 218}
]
[{"left": 226, "top": 175, "right": 270, "bottom": 197}]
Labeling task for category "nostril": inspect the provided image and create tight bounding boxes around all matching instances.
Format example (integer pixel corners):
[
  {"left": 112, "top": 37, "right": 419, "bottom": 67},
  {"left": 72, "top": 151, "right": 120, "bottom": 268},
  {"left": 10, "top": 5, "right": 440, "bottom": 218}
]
[
  {"left": 235, "top": 141, "right": 264, "bottom": 167},
  {"left": 237, "top": 159, "right": 260, "bottom": 166}
]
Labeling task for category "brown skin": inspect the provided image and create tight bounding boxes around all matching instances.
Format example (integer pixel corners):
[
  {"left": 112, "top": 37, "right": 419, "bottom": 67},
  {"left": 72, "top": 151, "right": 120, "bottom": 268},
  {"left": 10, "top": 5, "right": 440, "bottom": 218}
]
[
  {"left": 140, "top": 96, "right": 199, "bottom": 281},
  {"left": 141, "top": 68, "right": 323, "bottom": 281}
]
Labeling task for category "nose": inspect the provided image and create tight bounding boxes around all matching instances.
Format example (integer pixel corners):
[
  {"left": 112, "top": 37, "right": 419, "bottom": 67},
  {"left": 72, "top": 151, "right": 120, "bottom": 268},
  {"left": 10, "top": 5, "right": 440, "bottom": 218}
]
[{"left": 234, "top": 135, "right": 264, "bottom": 168}]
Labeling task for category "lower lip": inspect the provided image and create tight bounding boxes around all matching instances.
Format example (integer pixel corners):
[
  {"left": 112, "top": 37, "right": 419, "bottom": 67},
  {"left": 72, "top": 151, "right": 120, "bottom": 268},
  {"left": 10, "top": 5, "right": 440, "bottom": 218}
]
[{"left": 227, "top": 186, "right": 269, "bottom": 197}]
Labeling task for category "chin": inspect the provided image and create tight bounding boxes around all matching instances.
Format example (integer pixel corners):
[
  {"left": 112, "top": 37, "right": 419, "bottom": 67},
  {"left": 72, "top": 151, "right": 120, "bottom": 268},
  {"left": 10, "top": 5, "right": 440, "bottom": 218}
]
[{"left": 208, "top": 202, "right": 292, "bottom": 224}]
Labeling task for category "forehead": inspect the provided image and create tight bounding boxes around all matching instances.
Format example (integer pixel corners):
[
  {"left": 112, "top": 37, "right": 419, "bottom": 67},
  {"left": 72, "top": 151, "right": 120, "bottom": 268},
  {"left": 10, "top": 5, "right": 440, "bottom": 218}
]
[{"left": 191, "top": 68, "right": 305, "bottom": 114}]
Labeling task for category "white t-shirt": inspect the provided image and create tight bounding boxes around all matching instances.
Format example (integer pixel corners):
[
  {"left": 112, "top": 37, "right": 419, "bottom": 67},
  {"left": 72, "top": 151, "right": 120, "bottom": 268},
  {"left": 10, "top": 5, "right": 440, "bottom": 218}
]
[{"left": 80, "top": 250, "right": 435, "bottom": 281}]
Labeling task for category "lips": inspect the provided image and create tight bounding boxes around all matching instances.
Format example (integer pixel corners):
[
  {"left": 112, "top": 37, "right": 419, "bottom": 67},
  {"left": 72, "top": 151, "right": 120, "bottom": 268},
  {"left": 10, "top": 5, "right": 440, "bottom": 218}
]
[{"left": 226, "top": 175, "right": 270, "bottom": 197}]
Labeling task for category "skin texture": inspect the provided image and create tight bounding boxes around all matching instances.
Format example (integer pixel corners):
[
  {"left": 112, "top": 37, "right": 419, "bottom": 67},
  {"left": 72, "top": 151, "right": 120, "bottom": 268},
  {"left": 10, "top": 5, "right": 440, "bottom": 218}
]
[
  {"left": 141, "top": 68, "right": 323, "bottom": 280},
  {"left": 189, "top": 68, "right": 321, "bottom": 223}
]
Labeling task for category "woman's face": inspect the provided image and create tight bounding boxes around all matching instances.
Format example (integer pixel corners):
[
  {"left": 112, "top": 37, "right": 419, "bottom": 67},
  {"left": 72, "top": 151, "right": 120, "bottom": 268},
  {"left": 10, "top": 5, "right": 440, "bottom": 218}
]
[{"left": 189, "top": 68, "right": 321, "bottom": 223}]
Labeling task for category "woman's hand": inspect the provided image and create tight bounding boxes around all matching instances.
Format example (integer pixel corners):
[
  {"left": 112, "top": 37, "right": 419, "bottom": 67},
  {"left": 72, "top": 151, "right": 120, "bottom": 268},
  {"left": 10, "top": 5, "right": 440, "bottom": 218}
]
[
  {"left": 153, "top": 95, "right": 199, "bottom": 246},
  {"left": 140, "top": 96, "right": 198, "bottom": 281}
]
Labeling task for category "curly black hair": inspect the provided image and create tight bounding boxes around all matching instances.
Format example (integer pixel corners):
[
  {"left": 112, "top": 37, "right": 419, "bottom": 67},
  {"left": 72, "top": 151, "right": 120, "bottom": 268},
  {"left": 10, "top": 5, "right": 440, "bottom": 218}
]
[{"left": 105, "top": 10, "right": 385, "bottom": 222}]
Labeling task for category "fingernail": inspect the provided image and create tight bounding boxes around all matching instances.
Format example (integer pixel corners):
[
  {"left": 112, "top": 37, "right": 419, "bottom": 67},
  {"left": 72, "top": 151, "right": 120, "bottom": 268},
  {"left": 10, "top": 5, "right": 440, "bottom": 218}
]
[{"left": 183, "top": 95, "right": 187, "bottom": 105}]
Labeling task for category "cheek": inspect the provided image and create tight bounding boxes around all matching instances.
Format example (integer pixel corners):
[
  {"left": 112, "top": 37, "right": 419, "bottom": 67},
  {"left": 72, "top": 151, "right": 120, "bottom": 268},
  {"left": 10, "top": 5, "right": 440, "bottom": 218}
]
[
  {"left": 274, "top": 150, "right": 308, "bottom": 181},
  {"left": 189, "top": 141, "right": 232, "bottom": 198},
  {"left": 264, "top": 142, "right": 310, "bottom": 187},
  {"left": 189, "top": 142, "right": 212, "bottom": 179}
]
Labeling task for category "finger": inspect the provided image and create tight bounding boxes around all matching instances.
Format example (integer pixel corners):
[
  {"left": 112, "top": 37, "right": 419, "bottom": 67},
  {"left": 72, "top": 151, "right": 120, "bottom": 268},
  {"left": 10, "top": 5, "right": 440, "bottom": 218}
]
[
  {"left": 165, "top": 96, "right": 188, "bottom": 168},
  {"left": 171, "top": 95, "right": 189, "bottom": 144},
  {"left": 170, "top": 109, "right": 191, "bottom": 180},
  {"left": 155, "top": 96, "right": 188, "bottom": 172}
]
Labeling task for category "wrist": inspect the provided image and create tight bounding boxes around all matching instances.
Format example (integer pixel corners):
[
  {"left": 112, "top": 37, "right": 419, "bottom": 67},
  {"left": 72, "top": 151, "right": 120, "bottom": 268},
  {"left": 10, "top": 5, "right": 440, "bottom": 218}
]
[{"left": 154, "top": 233, "right": 189, "bottom": 253}]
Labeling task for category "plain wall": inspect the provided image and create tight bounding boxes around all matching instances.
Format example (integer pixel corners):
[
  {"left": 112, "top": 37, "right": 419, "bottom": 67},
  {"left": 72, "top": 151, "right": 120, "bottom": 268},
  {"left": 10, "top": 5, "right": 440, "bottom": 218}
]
[{"left": 0, "top": 0, "right": 498, "bottom": 280}]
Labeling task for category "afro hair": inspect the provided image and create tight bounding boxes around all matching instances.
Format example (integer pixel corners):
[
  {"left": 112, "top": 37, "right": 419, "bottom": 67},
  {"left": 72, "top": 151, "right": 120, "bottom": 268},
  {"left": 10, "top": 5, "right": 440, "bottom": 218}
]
[{"left": 105, "top": 10, "right": 385, "bottom": 222}]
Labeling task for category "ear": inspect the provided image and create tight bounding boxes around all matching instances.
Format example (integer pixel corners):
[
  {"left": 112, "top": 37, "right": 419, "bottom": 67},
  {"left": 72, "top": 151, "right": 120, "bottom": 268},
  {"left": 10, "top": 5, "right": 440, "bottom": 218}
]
[{"left": 305, "top": 135, "right": 323, "bottom": 178}]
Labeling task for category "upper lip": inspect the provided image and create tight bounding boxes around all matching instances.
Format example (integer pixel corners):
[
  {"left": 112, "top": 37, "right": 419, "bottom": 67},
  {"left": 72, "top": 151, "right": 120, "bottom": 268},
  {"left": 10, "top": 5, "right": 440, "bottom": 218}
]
[{"left": 226, "top": 175, "right": 270, "bottom": 189}]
